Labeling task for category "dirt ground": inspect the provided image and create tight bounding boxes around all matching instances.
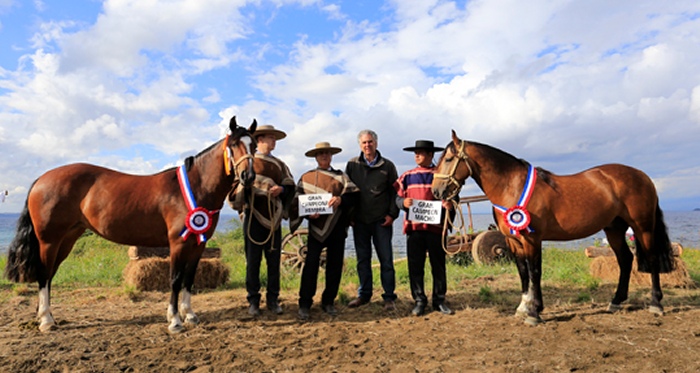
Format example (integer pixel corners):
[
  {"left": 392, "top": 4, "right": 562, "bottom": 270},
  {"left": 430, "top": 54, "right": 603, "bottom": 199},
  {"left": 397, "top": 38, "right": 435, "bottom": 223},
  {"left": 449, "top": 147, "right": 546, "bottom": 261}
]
[{"left": 2, "top": 275, "right": 700, "bottom": 373}]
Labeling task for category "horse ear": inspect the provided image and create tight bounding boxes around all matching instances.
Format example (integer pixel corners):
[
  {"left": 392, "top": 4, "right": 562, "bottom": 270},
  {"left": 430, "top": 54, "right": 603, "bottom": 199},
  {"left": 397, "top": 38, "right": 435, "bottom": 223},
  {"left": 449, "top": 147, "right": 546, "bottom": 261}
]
[
  {"left": 229, "top": 116, "right": 238, "bottom": 132},
  {"left": 451, "top": 130, "right": 459, "bottom": 145},
  {"left": 248, "top": 119, "right": 257, "bottom": 134}
]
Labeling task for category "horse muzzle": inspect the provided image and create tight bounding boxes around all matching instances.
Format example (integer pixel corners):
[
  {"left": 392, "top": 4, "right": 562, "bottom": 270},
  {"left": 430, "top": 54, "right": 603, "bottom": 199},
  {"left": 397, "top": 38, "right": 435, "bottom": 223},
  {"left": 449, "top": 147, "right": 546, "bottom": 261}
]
[{"left": 241, "top": 170, "right": 256, "bottom": 187}]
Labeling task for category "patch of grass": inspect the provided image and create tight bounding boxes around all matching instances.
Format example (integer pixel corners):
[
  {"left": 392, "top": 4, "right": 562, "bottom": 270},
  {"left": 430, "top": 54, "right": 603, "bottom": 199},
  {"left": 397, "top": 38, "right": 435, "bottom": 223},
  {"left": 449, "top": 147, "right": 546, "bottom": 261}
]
[
  {"left": 478, "top": 285, "right": 493, "bottom": 302},
  {"left": 52, "top": 234, "right": 130, "bottom": 287},
  {"left": 3, "top": 223, "right": 700, "bottom": 308}
]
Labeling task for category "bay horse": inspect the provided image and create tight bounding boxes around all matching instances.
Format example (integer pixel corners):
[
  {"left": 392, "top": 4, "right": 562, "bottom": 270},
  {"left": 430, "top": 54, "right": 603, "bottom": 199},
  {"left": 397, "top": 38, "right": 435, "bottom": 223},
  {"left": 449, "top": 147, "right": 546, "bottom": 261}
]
[
  {"left": 432, "top": 130, "right": 674, "bottom": 325},
  {"left": 4, "top": 116, "right": 257, "bottom": 333}
]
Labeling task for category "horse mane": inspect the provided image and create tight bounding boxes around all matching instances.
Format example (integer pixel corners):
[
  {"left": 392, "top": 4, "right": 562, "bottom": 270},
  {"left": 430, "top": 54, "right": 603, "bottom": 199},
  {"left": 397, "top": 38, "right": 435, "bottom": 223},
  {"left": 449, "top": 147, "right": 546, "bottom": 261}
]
[
  {"left": 189, "top": 125, "right": 251, "bottom": 172},
  {"left": 184, "top": 156, "right": 195, "bottom": 171},
  {"left": 534, "top": 166, "right": 556, "bottom": 189},
  {"left": 466, "top": 141, "right": 526, "bottom": 174},
  {"left": 461, "top": 141, "right": 558, "bottom": 190}
]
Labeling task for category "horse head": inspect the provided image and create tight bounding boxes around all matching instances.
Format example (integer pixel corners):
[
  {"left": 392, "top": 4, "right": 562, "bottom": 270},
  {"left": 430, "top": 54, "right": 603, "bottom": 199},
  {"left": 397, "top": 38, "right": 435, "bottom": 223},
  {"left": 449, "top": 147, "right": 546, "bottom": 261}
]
[
  {"left": 432, "top": 130, "right": 473, "bottom": 200},
  {"left": 226, "top": 116, "right": 257, "bottom": 187}
]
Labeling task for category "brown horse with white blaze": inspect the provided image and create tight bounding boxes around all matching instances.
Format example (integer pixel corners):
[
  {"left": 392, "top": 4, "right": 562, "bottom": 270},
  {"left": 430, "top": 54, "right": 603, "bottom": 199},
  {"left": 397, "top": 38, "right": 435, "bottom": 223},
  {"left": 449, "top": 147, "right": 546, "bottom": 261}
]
[
  {"left": 4, "top": 116, "right": 257, "bottom": 333},
  {"left": 432, "top": 130, "right": 674, "bottom": 325}
]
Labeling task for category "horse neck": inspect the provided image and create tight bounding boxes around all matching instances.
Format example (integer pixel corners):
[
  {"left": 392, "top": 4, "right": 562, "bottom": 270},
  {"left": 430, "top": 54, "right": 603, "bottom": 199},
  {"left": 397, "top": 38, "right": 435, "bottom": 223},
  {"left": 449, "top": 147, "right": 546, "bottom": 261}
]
[
  {"left": 468, "top": 142, "right": 529, "bottom": 208},
  {"left": 189, "top": 139, "right": 234, "bottom": 209}
]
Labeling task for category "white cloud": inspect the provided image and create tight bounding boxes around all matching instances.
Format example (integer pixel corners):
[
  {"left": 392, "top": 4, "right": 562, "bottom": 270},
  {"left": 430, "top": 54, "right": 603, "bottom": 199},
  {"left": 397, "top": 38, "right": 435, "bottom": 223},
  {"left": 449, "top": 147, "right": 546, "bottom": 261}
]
[{"left": 2, "top": 0, "right": 700, "bottom": 215}]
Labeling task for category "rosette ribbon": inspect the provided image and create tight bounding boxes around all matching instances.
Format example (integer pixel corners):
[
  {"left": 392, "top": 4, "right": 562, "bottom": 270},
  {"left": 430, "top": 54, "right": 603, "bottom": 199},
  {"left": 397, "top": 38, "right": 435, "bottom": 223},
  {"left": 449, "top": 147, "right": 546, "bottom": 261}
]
[
  {"left": 177, "top": 165, "right": 219, "bottom": 244},
  {"left": 493, "top": 164, "right": 537, "bottom": 236}
]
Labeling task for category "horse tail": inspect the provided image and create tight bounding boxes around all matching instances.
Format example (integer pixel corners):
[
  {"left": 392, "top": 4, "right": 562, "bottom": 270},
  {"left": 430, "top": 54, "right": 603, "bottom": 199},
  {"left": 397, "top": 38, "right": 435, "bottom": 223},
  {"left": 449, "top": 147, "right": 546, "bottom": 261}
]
[
  {"left": 635, "top": 203, "right": 674, "bottom": 273},
  {"left": 4, "top": 190, "right": 42, "bottom": 283}
]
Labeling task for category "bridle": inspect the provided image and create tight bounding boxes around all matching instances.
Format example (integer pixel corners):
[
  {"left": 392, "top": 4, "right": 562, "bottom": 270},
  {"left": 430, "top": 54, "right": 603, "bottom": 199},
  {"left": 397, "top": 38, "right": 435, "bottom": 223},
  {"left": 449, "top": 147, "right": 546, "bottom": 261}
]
[
  {"left": 433, "top": 140, "right": 474, "bottom": 254},
  {"left": 433, "top": 140, "right": 473, "bottom": 200},
  {"left": 223, "top": 133, "right": 255, "bottom": 182}
]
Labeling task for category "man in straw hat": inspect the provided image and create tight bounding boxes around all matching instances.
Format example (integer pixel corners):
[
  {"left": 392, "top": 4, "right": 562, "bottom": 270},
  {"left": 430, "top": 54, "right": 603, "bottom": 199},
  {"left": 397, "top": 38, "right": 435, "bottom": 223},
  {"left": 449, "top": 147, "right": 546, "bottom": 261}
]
[
  {"left": 345, "top": 130, "right": 399, "bottom": 311},
  {"left": 394, "top": 140, "right": 455, "bottom": 316},
  {"left": 290, "top": 142, "right": 360, "bottom": 321},
  {"left": 230, "top": 124, "right": 295, "bottom": 316}
]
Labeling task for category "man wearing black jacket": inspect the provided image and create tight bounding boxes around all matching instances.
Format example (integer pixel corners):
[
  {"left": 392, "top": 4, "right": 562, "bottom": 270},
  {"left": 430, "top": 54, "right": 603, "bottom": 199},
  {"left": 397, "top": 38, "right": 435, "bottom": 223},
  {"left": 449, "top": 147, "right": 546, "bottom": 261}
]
[{"left": 345, "top": 130, "right": 400, "bottom": 311}]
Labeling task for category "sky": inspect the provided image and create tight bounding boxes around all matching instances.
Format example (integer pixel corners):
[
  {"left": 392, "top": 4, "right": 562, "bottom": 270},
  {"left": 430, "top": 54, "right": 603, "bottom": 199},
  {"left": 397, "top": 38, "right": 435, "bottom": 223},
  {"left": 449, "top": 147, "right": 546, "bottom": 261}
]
[{"left": 1, "top": 0, "right": 700, "bottom": 215}]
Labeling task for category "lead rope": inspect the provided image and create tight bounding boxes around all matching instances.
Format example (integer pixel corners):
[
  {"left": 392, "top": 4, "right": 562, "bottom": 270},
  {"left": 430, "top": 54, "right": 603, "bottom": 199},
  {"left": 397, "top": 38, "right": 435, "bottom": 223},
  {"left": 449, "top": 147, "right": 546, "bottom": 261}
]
[
  {"left": 441, "top": 199, "right": 469, "bottom": 256},
  {"left": 245, "top": 190, "right": 277, "bottom": 246}
]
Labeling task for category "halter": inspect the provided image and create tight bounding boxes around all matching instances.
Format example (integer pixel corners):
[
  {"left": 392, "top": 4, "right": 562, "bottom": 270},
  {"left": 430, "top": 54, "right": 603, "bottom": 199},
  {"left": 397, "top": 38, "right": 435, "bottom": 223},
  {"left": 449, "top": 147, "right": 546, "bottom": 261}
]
[
  {"left": 433, "top": 140, "right": 473, "bottom": 200},
  {"left": 223, "top": 134, "right": 254, "bottom": 180}
]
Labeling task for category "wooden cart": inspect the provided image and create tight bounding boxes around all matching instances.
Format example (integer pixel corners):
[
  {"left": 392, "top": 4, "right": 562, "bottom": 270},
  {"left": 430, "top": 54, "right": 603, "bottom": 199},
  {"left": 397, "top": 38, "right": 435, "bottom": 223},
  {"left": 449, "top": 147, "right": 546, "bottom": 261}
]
[
  {"left": 445, "top": 195, "right": 513, "bottom": 265},
  {"left": 280, "top": 195, "right": 513, "bottom": 271}
]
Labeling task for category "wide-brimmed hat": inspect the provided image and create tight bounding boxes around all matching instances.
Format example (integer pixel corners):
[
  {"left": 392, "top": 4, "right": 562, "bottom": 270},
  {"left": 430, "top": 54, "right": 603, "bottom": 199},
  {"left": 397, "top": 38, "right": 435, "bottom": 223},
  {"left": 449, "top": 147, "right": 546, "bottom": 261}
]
[
  {"left": 305, "top": 141, "right": 342, "bottom": 157},
  {"left": 402, "top": 140, "right": 444, "bottom": 152},
  {"left": 254, "top": 124, "right": 287, "bottom": 140}
]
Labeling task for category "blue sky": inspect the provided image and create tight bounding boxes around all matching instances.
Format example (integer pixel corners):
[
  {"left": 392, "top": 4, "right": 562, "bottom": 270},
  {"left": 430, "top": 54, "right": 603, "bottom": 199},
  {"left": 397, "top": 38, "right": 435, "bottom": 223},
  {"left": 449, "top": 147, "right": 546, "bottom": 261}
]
[{"left": 1, "top": 0, "right": 700, "bottom": 214}]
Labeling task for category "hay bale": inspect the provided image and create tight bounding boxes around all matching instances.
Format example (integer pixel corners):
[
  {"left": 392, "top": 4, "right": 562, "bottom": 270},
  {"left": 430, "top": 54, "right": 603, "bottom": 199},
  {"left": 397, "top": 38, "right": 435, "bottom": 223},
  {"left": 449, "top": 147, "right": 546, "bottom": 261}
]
[
  {"left": 127, "top": 246, "right": 221, "bottom": 260},
  {"left": 589, "top": 256, "right": 694, "bottom": 288},
  {"left": 123, "top": 258, "right": 229, "bottom": 291}
]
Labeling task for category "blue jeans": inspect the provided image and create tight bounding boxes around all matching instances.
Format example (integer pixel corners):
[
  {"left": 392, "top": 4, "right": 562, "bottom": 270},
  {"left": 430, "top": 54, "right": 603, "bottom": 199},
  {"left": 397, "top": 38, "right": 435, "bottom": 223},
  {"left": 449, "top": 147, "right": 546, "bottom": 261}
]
[{"left": 352, "top": 220, "right": 396, "bottom": 301}]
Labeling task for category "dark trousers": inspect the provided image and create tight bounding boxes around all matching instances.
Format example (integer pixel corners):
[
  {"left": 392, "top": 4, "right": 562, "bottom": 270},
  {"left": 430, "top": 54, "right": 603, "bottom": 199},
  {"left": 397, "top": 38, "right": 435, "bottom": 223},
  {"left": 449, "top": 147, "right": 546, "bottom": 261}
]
[
  {"left": 244, "top": 213, "right": 281, "bottom": 306},
  {"left": 298, "top": 226, "right": 346, "bottom": 308},
  {"left": 352, "top": 220, "right": 396, "bottom": 301},
  {"left": 407, "top": 230, "right": 447, "bottom": 307}
]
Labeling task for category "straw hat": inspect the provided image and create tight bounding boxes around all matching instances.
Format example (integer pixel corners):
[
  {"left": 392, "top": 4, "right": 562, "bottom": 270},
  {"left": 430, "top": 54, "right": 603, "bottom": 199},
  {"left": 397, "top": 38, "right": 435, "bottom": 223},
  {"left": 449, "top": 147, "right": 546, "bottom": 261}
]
[
  {"left": 402, "top": 139, "right": 444, "bottom": 152},
  {"left": 254, "top": 124, "right": 287, "bottom": 140},
  {"left": 305, "top": 142, "right": 342, "bottom": 157}
]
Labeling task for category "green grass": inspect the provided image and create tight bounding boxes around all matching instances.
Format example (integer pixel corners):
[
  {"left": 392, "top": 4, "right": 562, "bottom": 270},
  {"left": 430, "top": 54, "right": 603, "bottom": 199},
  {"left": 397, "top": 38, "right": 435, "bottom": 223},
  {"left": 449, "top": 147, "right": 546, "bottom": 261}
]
[{"left": 2, "top": 224, "right": 699, "bottom": 300}]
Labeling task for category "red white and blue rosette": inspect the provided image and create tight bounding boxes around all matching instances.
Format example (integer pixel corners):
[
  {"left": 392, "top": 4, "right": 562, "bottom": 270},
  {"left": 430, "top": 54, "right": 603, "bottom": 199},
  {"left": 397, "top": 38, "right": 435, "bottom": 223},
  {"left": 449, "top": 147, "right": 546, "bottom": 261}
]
[
  {"left": 504, "top": 206, "right": 530, "bottom": 232},
  {"left": 177, "top": 165, "right": 219, "bottom": 244},
  {"left": 493, "top": 164, "right": 537, "bottom": 236}
]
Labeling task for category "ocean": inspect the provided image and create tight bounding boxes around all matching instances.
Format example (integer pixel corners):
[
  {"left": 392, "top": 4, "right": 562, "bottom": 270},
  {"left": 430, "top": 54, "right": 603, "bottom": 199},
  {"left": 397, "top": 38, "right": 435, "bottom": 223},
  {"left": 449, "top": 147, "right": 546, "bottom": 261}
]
[{"left": 1, "top": 211, "right": 699, "bottom": 257}]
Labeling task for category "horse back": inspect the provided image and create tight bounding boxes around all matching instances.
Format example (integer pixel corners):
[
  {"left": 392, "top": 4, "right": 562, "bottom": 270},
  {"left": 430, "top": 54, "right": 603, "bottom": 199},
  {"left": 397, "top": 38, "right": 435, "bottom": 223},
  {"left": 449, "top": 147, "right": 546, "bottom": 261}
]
[
  {"left": 532, "top": 163, "right": 657, "bottom": 239},
  {"left": 28, "top": 163, "right": 180, "bottom": 246}
]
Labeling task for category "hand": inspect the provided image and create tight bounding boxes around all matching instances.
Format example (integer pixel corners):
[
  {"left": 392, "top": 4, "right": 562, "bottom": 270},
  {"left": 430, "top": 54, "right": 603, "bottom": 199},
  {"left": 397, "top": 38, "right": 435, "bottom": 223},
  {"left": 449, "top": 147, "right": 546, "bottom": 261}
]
[
  {"left": 442, "top": 200, "right": 453, "bottom": 210},
  {"left": 328, "top": 196, "right": 341, "bottom": 208},
  {"left": 309, "top": 213, "right": 320, "bottom": 219},
  {"left": 269, "top": 185, "right": 283, "bottom": 198},
  {"left": 380, "top": 215, "right": 394, "bottom": 227},
  {"left": 403, "top": 198, "right": 413, "bottom": 209}
]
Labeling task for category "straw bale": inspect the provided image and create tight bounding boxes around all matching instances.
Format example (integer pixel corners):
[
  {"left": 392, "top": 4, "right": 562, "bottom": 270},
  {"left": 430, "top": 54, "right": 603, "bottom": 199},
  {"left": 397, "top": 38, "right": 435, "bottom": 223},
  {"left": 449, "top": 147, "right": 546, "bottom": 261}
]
[
  {"left": 123, "top": 258, "right": 229, "bottom": 292},
  {"left": 589, "top": 256, "right": 694, "bottom": 288}
]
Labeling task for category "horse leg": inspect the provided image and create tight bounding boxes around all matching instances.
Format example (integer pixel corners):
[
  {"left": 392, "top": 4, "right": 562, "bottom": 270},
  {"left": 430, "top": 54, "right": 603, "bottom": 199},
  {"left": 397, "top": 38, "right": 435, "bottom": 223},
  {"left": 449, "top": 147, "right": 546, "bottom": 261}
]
[
  {"left": 167, "top": 255, "right": 186, "bottom": 334},
  {"left": 638, "top": 229, "right": 665, "bottom": 315},
  {"left": 521, "top": 242, "right": 544, "bottom": 326},
  {"left": 37, "top": 280, "right": 56, "bottom": 332},
  {"left": 604, "top": 223, "right": 633, "bottom": 313},
  {"left": 36, "top": 227, "right": 84, "bottom": 332},
  {"left": 508, "top": 238, "right": 531, "bottom": 318},
  {"left": 179, "top": 251, "right": 203, "bottom": 326}
]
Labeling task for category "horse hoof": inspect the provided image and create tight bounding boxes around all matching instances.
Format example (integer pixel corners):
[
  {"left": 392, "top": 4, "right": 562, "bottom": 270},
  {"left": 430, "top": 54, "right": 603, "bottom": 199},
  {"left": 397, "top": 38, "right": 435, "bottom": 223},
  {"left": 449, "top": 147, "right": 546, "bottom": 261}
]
[
  {"left": 514, "top": 309, "right": 527, "bottom": 319},
  {"left": 607, "top": 303, "right": 623, "bottom": 313},
  {"left": 648, "top": 305, "right": 664, "bottom": 316},
  {"left": 168, "top": 323, "right": 185, "bottom": 334},
  {"left": 184, "top": 314, "right": 200, "bottom": 326},
  {"left": 39, "top": 323, "right": 57, "bottom": 333},
  {"left": 524, "top": 316, "right": 544, "bottom": 326}
]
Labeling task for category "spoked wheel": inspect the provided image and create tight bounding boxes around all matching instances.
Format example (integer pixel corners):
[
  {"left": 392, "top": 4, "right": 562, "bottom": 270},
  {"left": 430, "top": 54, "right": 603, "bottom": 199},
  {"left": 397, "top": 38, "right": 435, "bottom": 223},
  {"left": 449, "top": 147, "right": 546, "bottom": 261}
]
[
  {"left": 280, "top": 229, "right": 328, "bottom": 273},
  {"left": 281, "top": 229, "right": 308, "bottom": 273},
  {"left": 471, "top": 230, "right": 513, "bottom": 265}
]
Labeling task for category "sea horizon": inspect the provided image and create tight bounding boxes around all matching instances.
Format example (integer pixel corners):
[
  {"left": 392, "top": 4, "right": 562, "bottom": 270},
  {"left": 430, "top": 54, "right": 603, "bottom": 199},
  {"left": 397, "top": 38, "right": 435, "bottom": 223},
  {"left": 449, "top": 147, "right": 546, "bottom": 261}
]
[{"left": 2, "top": 211, "right": 699, "bottom": 257}]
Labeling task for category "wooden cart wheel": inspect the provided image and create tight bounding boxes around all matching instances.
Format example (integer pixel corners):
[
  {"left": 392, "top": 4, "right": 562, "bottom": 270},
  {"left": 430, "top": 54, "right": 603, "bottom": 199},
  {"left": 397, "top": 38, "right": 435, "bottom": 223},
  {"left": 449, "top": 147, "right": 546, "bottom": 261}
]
[
  {"left": 281, "top": 229, "right": 308, "bottom": 272},
  {"left": 471, "top": 230, "right": 512, "bottom": 265}
]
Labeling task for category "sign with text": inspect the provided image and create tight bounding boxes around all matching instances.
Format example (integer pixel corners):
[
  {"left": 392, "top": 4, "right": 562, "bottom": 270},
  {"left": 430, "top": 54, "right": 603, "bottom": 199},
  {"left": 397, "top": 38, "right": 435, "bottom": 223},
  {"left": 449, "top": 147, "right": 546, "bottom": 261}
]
[
  {"left": 408, "top": 200, "right": 442, "bottom": 224},
  {"left": 298, "top": 193, "right": 333, "bottom": 216}
]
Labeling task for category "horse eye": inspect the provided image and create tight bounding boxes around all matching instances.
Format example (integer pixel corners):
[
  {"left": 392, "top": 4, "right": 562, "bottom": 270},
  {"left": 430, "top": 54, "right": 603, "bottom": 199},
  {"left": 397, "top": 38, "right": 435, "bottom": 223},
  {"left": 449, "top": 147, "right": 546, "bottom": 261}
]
[{"left": 445, "top": 157, "right": 454, "bottom": 162}]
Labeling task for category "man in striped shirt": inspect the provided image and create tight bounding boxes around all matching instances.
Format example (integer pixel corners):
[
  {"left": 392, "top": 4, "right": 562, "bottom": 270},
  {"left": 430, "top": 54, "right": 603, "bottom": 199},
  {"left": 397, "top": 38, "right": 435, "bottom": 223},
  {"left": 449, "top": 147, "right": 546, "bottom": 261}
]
[{"left": 394, "top": 140, "right": 455, "bottom": 316}]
